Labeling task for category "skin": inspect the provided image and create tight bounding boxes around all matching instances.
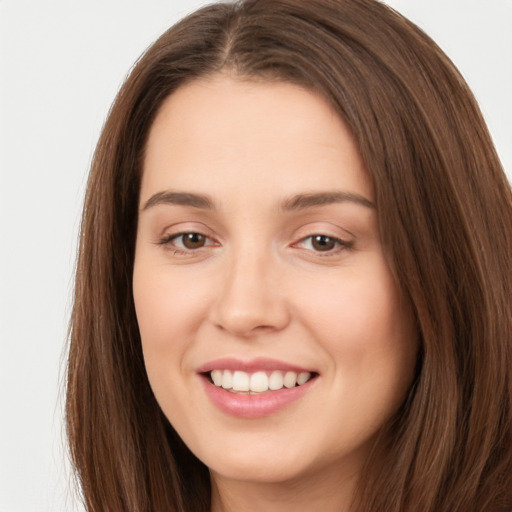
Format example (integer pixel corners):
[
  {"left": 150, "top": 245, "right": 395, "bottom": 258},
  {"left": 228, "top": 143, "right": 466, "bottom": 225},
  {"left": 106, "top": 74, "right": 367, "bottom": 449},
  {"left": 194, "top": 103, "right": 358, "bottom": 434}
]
[{"left": 133, "top": 75, "right": 418, "bottom": 512}]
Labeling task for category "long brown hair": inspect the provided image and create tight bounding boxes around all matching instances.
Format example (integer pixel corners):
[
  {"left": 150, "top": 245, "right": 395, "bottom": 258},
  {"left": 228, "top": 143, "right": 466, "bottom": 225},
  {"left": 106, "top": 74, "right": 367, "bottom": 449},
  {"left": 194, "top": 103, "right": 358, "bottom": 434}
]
[{"left": 66, "top": 1, "right": 512, "bottom": 510}]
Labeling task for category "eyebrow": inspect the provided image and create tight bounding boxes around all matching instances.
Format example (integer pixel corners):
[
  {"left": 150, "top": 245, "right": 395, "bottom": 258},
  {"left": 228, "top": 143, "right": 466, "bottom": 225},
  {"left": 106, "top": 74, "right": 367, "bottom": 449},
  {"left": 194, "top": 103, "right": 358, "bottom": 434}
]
[
  {"left": 142, "top": 191, "right": 215, "bottom": 211},
  {"left": 141, "top": 189, "right": 375, "bottom": 212},
  {"left": 282, "top": 191, "right": 375, "bottom": 211}
]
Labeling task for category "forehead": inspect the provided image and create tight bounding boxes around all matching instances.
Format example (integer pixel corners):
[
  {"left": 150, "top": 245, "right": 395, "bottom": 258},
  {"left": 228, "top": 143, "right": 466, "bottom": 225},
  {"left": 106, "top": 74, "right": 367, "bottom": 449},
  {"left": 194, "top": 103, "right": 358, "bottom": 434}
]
[{"left": 141, "top": 75, "right": 372, "bottom": 204}]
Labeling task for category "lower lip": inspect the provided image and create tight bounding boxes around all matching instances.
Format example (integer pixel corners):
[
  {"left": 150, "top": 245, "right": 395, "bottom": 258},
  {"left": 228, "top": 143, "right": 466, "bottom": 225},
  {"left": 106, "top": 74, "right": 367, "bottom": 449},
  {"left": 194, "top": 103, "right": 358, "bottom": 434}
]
[{"left": 201, "top": 376, "right": 316, "bottom": 418}]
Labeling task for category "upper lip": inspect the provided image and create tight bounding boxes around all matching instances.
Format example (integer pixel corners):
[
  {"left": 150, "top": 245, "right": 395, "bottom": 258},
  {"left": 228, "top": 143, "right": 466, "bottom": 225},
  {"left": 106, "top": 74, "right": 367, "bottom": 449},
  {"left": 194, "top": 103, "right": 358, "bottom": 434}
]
[{"left": 196, "top": 357, "right": 316, "bottom": 374}]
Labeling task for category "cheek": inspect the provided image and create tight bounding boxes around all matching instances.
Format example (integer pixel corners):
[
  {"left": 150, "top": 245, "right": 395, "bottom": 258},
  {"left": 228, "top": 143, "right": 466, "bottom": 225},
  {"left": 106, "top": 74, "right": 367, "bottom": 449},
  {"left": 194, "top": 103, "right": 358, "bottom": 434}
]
[
  {"left": 132, "top": 263, "right": 206, "bottom": 420},
  {"left": 132, "top": 257, "right": 224, "bottom": 405},
  {"left": 298, "top": 265, "right": 404, "bottom": 340},
  {"left": 133, "top": 260, "right": 186, "bottom": 379},
  {"left": 295, "top": 258, "right": 417, "bottom": 388},
  {"left": 133, "top": 262, "right": 209, "bottom": 345}
]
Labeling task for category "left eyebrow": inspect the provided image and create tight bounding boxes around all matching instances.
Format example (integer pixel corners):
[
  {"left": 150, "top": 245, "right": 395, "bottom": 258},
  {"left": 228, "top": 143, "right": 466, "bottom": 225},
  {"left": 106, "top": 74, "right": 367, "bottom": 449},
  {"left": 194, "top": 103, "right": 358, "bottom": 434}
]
[
  {"left": 281, "top": 191, "right": 375, "bottom": 211},
  {"left": 141, "top": 191, "right": 215, "bottom": 211}
]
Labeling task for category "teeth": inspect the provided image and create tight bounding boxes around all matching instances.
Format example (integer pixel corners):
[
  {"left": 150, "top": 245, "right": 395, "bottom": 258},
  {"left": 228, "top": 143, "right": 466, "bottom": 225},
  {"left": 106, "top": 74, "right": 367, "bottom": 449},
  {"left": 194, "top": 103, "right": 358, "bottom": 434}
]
[
  {"left": 250, "top": 371, "right": 268, "bottom": 393},
  {"left": 232, "top": 371, "right": 249, "bottom": 391},
  {"left": 268, "top": 371, "right": 284, "bottom": 390},
  {"left": 211, "top": 369, "right": 222, "bottom": 386},
  {"left": 221, "top": 370, "right": 233, "bottom": 389},
  {"left": 210, "top": 369, "right": 312, "bottom": 393},
  {"left": 297, "top": 372, "right": 310, "bottom": 385},
  {"left": 283, "top": 371, "right": 297, "bottom": 388}
]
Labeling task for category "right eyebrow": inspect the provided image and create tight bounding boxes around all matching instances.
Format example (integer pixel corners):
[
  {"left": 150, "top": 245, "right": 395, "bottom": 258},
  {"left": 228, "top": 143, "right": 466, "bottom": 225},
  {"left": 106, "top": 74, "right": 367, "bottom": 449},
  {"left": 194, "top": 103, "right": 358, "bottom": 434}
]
[
  {"left": 281, "top": 191, "right": 375, "bottom": 211},
  {"left": 141, "top": 191, "right": 215, "bottom": 211}
]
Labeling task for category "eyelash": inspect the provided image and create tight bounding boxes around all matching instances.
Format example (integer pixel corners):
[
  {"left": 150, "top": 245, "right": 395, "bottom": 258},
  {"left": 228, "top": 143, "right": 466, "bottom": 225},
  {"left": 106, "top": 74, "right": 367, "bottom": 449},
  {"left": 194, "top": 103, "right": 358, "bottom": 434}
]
[
  {"left": 158, "top": 232, "right": 353, "bottom": 256},
  {"left": 294, "top": 234, "right": 354, "bottom": 255},
  {"left": 157, "top": 232, "right": 217, "bottom": 255}
]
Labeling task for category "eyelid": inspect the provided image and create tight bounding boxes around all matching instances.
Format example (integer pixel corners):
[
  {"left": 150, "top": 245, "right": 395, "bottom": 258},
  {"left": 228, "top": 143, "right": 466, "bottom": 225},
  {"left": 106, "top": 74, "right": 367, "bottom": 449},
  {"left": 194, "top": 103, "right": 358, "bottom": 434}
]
[
  {"left": 292, "top": 222, "right": 353, "bottom": 241},
  {"left": 155, "top": 222, "right": 354, "bottom": 256},
  {"left": 294, "top": 234, "right": 353, "bottom": 252},
  {"left": 173, "top": 232, "right": 215, "bottom": 246},
  {"left": 159, "top": 231, "right": 217, "bottom": 246},
  {"left": 289, "top": 221, "right": 356, "bottom": 258},
  {"left": 155, "top": 222, "right": 220, "bottom": 253}
]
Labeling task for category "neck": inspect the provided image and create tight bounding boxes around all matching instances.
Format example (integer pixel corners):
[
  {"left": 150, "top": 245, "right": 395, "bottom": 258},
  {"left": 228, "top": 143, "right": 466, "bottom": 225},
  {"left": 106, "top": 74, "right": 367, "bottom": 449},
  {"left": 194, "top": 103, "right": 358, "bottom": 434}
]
[{"left": 210, "top": 464, "right": 358, "bottom": 512}]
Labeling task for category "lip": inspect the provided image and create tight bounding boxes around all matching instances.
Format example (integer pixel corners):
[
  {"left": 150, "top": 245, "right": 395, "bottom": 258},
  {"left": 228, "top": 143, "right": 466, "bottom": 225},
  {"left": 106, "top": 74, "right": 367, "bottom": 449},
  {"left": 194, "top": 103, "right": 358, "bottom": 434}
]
[
  {"left": 197, "top": 358, "right": 318, "bottom": 418},
  {"left": 196, "top": 357, "right": 314, "bottom": 374}
]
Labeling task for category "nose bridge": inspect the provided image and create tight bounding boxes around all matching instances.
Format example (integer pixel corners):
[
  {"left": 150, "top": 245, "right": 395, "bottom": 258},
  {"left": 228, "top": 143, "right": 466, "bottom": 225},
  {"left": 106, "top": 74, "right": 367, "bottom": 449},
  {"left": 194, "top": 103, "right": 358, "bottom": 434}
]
[{"left": 211, "top": 239, "right": 289, "bottom": 337}]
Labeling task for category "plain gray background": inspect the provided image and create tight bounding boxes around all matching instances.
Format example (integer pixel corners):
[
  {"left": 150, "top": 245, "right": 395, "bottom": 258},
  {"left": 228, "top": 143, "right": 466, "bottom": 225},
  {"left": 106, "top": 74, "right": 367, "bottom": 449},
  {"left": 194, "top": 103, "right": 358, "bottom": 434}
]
[{"left": 1, "top": 1, "right": 510, "bottom": 511}]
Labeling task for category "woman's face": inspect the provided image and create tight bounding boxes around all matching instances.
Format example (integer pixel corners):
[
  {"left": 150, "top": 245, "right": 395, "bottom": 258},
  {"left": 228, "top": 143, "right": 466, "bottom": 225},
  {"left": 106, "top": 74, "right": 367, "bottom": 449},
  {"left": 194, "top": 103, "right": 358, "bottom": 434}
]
[{"left": 133, "top": 76, "right": 417, "bottom": 488}]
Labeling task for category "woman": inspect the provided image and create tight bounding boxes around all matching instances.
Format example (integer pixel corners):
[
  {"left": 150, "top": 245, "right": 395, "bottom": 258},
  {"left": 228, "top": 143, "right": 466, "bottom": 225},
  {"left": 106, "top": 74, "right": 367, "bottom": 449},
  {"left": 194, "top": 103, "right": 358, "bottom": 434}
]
[{"left": 66, "top": 0, "right": 512, "bottom": 510}]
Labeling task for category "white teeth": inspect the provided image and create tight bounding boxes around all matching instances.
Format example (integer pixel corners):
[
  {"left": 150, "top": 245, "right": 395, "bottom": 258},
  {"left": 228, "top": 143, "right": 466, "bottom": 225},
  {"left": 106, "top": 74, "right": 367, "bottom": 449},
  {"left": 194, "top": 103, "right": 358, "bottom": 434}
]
[
  {"left": 211, "top": 369, "right": 222, "bottom": 386},
  {"left": 268, "top": 370, "right": 284, "bottom": 390},
  {"left": 250, "top": 371, "right": 269, "bottom": 393},
  {"left": 221, "top": 370, "right": 233, "bottom": 389},
  {"left": 297, "top": 372, "right": 310, "bottom": 385},
  {"left": 283, "top": 371, "right": 297, "bottom": 388},
  {"left": 210, "top": 369, "right": 312, "bottom": 392},
  {"left": 232, "top": 371, "right": 250, "bottom": 392}
]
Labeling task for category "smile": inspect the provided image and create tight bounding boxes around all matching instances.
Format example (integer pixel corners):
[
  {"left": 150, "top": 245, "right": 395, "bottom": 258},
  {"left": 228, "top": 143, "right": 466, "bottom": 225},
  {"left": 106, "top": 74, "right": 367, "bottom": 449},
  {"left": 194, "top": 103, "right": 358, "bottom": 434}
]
[
  {"left": 198, "top": 359, "right": 318, "bottom": 418},
  {"left": 210, "top": 369, "right": 313, "bottom": 393}
]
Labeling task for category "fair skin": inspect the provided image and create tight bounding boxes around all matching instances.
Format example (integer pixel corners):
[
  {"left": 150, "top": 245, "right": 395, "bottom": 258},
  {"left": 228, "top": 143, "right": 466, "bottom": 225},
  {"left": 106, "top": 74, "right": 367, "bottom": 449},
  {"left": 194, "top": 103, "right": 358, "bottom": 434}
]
[{"left": 133, "top": 75, "right": 418, "bottom": 512}]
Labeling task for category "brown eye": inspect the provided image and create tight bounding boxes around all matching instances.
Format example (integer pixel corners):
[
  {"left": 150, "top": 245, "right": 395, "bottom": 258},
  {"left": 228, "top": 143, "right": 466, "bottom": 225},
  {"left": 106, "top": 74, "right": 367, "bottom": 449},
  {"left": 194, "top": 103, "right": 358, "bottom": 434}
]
[
  {"left": 181, "top": 233, "right": 207, "bottom": 249},
  {"left": 311, "top": 235, "right": 337, "bottom": 251}
]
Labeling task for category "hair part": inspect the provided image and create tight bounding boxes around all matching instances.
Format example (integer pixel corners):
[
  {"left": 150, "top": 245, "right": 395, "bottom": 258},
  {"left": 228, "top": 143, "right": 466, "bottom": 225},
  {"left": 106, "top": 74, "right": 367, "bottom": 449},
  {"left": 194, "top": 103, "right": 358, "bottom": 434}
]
[{"left": 67, "top": 1, "right": 512, "bottom": 510}]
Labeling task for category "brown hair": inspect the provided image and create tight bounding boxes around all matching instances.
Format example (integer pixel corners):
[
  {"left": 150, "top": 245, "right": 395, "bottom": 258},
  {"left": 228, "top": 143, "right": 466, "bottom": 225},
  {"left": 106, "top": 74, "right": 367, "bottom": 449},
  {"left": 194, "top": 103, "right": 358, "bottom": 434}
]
[{"left": 66, "top": 0, "right": 512, "bottom": 510}]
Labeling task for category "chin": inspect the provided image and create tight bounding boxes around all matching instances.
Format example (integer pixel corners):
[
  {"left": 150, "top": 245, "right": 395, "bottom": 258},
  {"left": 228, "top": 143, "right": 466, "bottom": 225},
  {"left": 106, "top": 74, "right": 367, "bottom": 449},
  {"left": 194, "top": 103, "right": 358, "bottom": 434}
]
[{"left": 208, "top": 456, "right": 309, "bottom": 485}]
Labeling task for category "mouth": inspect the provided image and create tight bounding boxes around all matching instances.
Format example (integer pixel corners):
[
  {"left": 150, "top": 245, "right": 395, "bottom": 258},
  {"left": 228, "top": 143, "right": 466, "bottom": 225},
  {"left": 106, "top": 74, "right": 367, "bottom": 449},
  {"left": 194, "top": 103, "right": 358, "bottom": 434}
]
[
  {"left": 197, "top": 358, "right": 319, "bottom": 417},
  {"left": 203, "top": 369, "right": 316, "bottom": 395},
  {"left": 205, "top": 369, "right": 316, "bottom": 394}
]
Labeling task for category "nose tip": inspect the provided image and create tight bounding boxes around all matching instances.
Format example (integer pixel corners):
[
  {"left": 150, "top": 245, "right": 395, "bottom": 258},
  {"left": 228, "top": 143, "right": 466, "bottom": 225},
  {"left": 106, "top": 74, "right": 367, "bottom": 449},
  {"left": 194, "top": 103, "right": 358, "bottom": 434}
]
[
  {"left": 209, "top": 259, "right": 290, "bottom": 338},
  {"left": 215, "top": 308, "right": 279, "bottom": 338}
]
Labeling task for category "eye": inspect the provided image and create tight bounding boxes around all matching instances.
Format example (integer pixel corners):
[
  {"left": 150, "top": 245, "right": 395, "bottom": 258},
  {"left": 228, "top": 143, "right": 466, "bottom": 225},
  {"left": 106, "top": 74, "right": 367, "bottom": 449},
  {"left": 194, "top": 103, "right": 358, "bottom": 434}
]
[
  {"left": 177, "top": 232, "right": 207, "bottom": 249},
  {"left": 310, "top": 235, "right": 337, "bottom": 251},
  {"left": 297, "top": 234, "right": 352, "bottom": 253},
  {"left": 161, "top": 232, "right": 213, "bottom": 251}
]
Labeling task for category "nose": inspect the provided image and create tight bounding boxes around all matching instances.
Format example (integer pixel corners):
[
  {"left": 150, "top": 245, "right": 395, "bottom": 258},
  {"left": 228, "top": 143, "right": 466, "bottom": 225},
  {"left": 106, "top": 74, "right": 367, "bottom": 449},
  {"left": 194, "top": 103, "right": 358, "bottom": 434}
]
[{"left": 209, "top": 248, "right": 291, "bottom": 338}]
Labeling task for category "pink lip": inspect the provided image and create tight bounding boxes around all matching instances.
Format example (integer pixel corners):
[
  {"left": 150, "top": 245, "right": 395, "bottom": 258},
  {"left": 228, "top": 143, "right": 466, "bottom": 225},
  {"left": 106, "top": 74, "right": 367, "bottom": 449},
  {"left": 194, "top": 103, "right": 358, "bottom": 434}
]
[
  {"left": 201, "top": 377, "right": 316, "bottom": 418},
  {"left": 197, "top": 358, "right": 317, "bottom": 419},
  {"left": 196, "top": 357, "right": 313, "bottom": 374}
]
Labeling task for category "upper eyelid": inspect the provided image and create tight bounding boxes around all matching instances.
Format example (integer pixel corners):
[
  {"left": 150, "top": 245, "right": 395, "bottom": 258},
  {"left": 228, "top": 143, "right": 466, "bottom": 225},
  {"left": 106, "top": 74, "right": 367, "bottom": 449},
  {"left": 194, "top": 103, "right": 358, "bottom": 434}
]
[
  {"left": 158, "top": 233, "right": 351, "bottom": 257},
  {"left": 294, "top": 234, "right": 352, "bottom": 248},
  {"left": 292, "top": 219, "right": 354, "bottom": 236},
  {"left": 162, "top": 231, "right": 216, "bottom": 245},
  {"left": 156, "top": 222, "right": 354, "bottom": 248},
  {"left": 158, "top": 222, "right": 217, "bottom": 240},
  {"left": 298, "top": 234, "right": 345, "bottom": 243},
  {"left": 292, "top": 225, "right": 354, "bottom": 244}
]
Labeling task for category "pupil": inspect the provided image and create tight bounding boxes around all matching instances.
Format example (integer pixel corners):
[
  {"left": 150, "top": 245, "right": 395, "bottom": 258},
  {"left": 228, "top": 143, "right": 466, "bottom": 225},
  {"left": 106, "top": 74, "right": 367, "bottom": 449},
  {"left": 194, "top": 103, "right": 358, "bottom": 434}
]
[
  {"left": 312, "top": 235, "right": 335, "bottom": 251},
  {"left": 183, "top": 233, "right": 205, "bottom": 249}
]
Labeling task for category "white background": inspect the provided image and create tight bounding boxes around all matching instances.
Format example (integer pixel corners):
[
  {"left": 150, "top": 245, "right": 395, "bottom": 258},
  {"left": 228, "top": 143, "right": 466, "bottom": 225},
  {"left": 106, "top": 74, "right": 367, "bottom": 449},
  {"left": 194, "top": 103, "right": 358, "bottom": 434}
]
[{"left": 0, "top": 1, "right": 510, "bottom": 511}]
